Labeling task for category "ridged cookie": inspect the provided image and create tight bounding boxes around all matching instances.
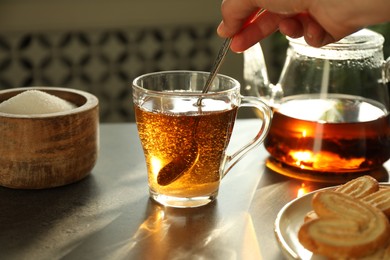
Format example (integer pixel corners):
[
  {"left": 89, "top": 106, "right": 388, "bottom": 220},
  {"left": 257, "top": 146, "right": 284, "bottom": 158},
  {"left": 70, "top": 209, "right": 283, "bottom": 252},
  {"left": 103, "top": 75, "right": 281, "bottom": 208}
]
[
  {"left": 334, "top": 175, "right": 379, "bottom": 199},
  {"left": 362, "top": 188, "right": 390, "bottom": 218},
  {"left": 361, "top": 242, "right": 390, "bottom": 259},
  {"left": 298, "top": 191, "right": 390, "bottom": 259},
  {"left": 304, "top": 210, "right": 318, "bottom": 222},
  {"left": 304, "top": 175, "right": 381, "bottom": 223}
]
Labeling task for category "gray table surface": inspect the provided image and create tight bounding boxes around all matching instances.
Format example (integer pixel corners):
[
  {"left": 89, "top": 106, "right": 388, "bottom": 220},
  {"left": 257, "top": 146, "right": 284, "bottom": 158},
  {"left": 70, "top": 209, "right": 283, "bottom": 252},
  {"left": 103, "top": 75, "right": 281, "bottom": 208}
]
[{"left": 1, "top": 119, "right": 389, "bottom": 260}]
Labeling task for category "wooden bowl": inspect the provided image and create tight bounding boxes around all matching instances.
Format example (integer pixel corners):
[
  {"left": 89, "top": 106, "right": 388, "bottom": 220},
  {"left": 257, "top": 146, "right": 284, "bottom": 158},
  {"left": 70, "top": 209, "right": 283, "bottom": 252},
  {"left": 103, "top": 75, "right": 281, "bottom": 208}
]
[{"left": 0, "top": 87, "right": 99, "bottom": 189}]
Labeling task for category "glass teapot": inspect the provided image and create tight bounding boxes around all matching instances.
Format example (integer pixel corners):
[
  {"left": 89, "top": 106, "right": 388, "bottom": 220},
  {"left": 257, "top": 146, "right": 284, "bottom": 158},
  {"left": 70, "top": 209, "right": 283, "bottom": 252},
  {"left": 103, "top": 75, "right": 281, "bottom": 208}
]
[{"left": 244, "top": 29, "right": 390, "bottom": 179}]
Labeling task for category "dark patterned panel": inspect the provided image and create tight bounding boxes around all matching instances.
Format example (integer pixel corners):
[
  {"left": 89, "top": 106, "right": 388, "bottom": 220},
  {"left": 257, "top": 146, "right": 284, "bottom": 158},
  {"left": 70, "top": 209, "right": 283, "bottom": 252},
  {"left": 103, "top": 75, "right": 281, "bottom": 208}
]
[{"left": 0, "top": 24, "right": 222, "bottom": 122}]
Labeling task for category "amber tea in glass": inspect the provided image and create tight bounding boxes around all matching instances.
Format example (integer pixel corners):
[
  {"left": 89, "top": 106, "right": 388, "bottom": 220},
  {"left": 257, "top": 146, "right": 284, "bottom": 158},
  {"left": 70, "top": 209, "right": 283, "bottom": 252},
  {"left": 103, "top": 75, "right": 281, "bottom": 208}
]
[{"left": 132, "top": 71, "right": 272, "bottom": 208}]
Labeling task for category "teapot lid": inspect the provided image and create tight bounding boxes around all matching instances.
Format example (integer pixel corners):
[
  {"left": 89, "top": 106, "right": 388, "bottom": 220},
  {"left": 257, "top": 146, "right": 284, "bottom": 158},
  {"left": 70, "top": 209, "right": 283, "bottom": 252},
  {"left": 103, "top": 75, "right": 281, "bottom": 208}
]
[{"left": 287, "top": 29, "right": 384, "bottom": 59}]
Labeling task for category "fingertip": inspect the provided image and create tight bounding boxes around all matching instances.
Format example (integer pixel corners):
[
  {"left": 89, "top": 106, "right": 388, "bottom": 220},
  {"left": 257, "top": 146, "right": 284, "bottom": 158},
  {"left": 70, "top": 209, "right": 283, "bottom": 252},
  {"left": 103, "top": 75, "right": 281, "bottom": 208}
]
[
  {"left": 217, "top": 20, "right": 240, "bottom": 39},
  {"left": 217, "top": 21, "right": 228, "bottom": 38},
  {"left": 279, "top": 18, "right": 304, "bottom": 38},
  {"left": 230, "top": 37, "right": 245, "bottom": 53},
  {"left": 304, "top": 34, "right": 320, "bottom": 47},
  {"left": 303, "top": 18, "right": 332, "bottom": 47},
  {"left": 320, "top": 34, "right": 336, "bottom": 47},
  {"left": 304, "top": 26, "right": 328, "bottom": 47}
]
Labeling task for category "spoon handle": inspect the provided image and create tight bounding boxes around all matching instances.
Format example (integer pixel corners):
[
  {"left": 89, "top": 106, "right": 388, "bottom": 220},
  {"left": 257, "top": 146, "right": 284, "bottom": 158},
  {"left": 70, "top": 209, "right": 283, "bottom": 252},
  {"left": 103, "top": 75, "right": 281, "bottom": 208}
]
[
  {"left": 202, "top": 37, "right": 233, "bottom": 94},
  {"left": 201, "top": 8, "right": 265, "bottom": 95}
]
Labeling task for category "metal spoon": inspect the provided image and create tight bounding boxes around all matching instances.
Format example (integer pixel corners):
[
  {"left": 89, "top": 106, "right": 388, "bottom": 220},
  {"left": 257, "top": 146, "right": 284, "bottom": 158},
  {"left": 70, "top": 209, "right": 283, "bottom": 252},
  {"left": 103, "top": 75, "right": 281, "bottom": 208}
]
[
  {"left": 157, "top": 39, "right": 232, "bottom": 186},
  {"left": 196, "top": 38, "right": 232, "bottom": 106},
  {"left": 157, "top": 9, "right": 265, "bottom": 186}
]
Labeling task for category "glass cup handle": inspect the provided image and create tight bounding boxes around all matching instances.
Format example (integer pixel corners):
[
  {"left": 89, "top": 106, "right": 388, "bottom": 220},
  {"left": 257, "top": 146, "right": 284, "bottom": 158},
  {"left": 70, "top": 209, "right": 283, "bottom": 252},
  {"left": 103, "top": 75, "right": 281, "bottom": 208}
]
[{"left": 222, "top": 96, "right": 272, "bottom": 177}]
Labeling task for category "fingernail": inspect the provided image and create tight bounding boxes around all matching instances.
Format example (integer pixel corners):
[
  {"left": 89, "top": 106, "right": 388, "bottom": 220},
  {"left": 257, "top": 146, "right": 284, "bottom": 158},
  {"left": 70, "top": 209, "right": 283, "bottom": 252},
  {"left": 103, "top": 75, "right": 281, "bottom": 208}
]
[{"left": 217, "top": 21, "right": 226, "bottom": 37}]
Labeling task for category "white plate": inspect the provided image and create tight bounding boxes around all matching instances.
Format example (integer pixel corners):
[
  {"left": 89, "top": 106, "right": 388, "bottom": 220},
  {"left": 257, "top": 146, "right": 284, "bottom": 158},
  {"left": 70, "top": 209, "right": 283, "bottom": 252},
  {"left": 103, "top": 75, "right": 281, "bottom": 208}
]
[{"left": 274, "top": 183, "right": 390, "bottom": 260}]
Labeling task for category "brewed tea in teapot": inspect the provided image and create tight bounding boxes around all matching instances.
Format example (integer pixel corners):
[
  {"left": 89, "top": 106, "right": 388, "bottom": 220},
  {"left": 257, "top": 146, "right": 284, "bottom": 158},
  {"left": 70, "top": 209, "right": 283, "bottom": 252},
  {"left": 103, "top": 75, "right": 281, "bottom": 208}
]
[{"left": 245, "top": 29, "right": 390, "bottom": 179}]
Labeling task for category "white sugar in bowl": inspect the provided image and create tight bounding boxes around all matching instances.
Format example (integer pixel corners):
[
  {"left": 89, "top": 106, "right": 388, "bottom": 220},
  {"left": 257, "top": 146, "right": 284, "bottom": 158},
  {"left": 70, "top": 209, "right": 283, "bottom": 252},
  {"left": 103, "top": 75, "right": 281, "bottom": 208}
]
[{"left": 0, "top": 87, "right": 99, "bottom": 189}]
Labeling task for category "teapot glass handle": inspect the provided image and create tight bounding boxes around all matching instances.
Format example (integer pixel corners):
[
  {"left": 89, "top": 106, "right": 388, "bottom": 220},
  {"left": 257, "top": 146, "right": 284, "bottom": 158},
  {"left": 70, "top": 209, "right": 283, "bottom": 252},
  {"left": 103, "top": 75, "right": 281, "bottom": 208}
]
[
  {"left": 243, "top": 42, "right": 284, "bottom": 106},
  {"left": 383, "top": 57, "right": 390, "bottom": 84},
  {"left": 243, "top": 43, "right": 270, "bottom": 97}
]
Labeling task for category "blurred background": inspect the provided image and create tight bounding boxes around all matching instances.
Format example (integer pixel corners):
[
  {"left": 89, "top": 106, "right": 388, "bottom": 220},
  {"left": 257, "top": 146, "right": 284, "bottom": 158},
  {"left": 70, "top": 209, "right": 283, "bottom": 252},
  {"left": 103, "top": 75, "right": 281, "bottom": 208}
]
[{"left": 0, "top": 0, "right": 388, "bottom": 122}]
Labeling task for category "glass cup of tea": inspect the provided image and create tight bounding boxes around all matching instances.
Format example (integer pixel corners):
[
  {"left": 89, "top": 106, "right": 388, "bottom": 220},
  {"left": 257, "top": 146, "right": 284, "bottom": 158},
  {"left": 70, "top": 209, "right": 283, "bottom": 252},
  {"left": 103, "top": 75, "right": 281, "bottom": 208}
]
[
  {"left": 247, "top": 29, "right": 390, "bottom": 181},
  {"left": 132, "top": 71, "right": 272, "bottom": 208}
]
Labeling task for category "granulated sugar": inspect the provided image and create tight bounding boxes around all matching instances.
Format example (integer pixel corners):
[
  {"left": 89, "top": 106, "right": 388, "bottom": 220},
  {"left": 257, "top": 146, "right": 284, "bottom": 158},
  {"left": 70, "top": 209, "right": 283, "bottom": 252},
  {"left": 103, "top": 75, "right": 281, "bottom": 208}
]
[{"left": 0, "top": 90, "right": 76, "bottom": 115}]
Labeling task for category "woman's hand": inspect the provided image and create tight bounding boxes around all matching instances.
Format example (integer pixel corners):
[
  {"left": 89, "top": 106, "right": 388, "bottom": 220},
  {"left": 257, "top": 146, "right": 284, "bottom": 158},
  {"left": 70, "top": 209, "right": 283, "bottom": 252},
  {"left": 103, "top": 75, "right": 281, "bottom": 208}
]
[{"left": 217, "top": 0, "right": 390, "bottom": 52}]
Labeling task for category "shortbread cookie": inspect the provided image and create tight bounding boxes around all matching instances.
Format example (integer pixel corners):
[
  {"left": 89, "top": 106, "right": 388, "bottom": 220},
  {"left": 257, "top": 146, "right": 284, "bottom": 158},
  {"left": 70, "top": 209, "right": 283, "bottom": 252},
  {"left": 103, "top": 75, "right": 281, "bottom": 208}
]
[
  {"left": 304, "top": 210, "right": 318, "bottom": 222},
  {"left": 305, "top": 176, "right": 381, "bottom": 223},
  {"left": 298, "top": 191, "right": 390, "bottom": 259},
  {"left": 362, "top": 188, "right": 390, "bottom": 218},
  {"left": 384, "top": 243, "right": 390, "bottom": 259},
  {"left": 360, "top": 242, "right": 390, "bottom": 259},
  {"left": 334, "top": 175, "right": 379, "bottom": 199}
]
